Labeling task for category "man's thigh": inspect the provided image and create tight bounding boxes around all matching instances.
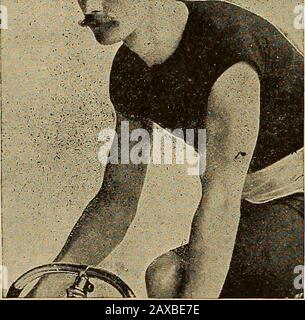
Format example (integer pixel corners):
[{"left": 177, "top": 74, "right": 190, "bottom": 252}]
[{"left": 220, "top": 193, "right": 304, "bottom": 298}]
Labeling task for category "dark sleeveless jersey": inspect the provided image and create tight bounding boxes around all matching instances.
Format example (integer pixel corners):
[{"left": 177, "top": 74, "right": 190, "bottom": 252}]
[{"left": 110, "top": 1, "right": 304, "bottom": 172}]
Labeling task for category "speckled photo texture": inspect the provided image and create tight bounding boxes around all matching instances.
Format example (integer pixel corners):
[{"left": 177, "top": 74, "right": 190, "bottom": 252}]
[{"left": 1, "top": 1, "right": 304, "bottom": 298}]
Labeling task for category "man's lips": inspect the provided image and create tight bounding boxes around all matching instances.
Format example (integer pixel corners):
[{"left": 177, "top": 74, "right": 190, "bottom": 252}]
[{"left": 79, "top": 14, "right": 118, "bottom": 31}]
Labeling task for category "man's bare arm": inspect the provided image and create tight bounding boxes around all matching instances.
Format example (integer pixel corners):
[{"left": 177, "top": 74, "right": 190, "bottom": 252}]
[
  {"left": 29, "top": 112, "right": 151, "bottom": 297},
  {"left": 55, "top": 113, "right": 151, "bottom": 265},
  {"left": 181, "top": 62, "right": 260, "bottom": 298}
]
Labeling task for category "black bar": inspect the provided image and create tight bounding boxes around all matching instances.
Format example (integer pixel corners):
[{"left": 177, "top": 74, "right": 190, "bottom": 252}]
[{"left": 0, "top": 299, "right": 303, "bottom": 318}]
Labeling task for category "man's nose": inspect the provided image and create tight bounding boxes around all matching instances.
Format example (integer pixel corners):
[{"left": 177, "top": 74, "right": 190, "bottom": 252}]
[
  {"left": 85, "top": 11, "right": 103, "bottom": 21},
  {"left": 80, "top": 12, "right": 103, "bottom": 27},
  {"left": 84, "top": 9, "right": 103, "bottom": 17},
  {"left": 83, "top": 0, "right": 104, "bottom": 15}
]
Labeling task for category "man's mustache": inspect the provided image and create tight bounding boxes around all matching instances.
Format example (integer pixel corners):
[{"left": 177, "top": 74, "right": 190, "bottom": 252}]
[
  {"left": 79, "top": 14, "right": 99, "bottom": 28},
  {"left": 79, "top": 14, "right": 117, "bottom": 29}
]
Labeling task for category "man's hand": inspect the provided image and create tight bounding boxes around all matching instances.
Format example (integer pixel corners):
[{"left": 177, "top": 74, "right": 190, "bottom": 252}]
[{"left": 26, "top": 274, "right": 74, "bottom": 298}]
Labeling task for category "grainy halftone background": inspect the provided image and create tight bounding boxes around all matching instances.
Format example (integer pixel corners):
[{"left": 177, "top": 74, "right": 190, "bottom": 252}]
[{"left": 1, "top": 0, "right": 304, "bottom": 297}]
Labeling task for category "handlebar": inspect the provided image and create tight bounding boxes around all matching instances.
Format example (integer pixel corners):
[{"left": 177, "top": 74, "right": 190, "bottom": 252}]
[{"left": 6, "top": 263, "right": 136, "bottom": 298}]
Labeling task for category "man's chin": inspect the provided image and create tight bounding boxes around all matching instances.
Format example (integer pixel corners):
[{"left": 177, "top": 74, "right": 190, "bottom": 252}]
[{"left": 94, "top": 33, "right": 121, "bottom": 46}]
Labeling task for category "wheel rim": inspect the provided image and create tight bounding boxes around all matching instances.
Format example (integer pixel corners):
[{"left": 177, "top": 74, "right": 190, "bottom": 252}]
[{"left": 6, "top": 263, "right": 136, "bottom": 298}]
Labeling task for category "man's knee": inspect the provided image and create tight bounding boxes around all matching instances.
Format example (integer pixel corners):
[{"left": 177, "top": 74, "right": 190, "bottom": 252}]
[{"left": 145, "top": 251, "right": 184, "bottom": 298}]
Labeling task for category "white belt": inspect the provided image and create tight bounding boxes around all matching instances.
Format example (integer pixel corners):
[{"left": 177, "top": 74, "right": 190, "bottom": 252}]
[{"left": 242, "top": 148, "right": 304, "bottom": 204}]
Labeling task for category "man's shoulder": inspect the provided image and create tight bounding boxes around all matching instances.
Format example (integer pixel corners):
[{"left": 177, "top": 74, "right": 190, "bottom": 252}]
[
  {"left": 190, "top": 1, "right": 266, "bottom": 34},
  {"left": 190, "top": 0, "right": 254, "bottom": 17}
]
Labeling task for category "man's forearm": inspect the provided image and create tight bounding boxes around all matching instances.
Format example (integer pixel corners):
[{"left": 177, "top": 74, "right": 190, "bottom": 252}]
[
  {"left": 181, "top": 199, "right": 241, "bottom": 298},
  {"left": 55, "top": 114, "right": 150, "bottom": 266},
  {"left": 55, "top": 189, "right": 138, "bottom": 266},
  {"left": 28, "top": 161, "right": 147, "bottom": 297}
]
